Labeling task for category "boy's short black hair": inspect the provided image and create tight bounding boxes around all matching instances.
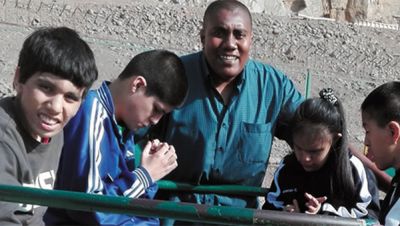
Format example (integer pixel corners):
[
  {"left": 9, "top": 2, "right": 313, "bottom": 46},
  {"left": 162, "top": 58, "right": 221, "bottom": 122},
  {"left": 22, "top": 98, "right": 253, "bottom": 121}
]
[
  {"left": 18, "top": 27, "right": 98, "bottom": 93},
  {"left": 361, "top": 81, "right": 400, "bottom": 127},
  {"left": 118, "top": 50, "right": 188, "bottom": 107}
]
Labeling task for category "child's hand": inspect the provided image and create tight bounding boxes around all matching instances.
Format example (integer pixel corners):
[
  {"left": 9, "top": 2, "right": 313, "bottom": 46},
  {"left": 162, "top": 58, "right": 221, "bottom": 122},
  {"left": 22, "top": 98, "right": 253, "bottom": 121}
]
[
  {"left": 149, "top": 139, "right": 161, "bottom": 154},
  {"left": 304, "top": 192, "right": 327, "bottom": 214},
  {"left": 283, "top": 199, "right": 300, "bottom": 213},
  {"left": 140, "top": 140, "right": 178, "bottom": 182}
]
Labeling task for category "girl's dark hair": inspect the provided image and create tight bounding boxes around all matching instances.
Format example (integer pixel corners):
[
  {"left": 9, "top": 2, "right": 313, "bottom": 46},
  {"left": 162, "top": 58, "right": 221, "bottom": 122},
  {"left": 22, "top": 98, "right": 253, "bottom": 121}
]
[{"left": 291, "top": 88, "right": 357, "bottom": 208}]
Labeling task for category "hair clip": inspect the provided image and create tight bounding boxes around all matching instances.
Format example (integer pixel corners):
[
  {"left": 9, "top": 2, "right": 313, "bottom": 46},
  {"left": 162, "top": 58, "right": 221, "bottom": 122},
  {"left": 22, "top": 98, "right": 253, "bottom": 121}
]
[{"left": 319, "top": 88, "right": 338, "bottom": 105}]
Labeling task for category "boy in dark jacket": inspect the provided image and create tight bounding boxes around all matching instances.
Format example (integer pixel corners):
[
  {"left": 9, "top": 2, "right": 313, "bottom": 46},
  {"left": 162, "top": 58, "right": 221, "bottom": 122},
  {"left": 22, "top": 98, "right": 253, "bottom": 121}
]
[
  {"left": 0, "top": 26, "right": 98, "bottom": 226},
  {"left": 361, "top": 81, "right": 400, "bottom": 226}
]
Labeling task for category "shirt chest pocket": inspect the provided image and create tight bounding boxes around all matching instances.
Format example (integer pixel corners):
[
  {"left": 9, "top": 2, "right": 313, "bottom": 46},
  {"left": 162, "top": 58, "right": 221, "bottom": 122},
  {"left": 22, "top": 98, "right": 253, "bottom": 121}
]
[{"left": 238, "top": 122, "right": 272, "bottom": 164}]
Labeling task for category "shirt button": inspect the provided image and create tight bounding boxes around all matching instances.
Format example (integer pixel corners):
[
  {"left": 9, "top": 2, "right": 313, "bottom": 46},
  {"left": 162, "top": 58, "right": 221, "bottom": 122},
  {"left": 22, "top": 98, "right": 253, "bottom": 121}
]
[
  {"left": 218, "top": 147, "right": 223, "bottom": 151},
  {"left": 222, "top": 123, "right": 227, "bottom": 128}
]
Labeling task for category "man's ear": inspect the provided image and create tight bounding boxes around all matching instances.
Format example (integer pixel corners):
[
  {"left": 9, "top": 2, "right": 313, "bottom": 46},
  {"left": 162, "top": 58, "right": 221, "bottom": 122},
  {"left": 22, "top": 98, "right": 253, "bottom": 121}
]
[
  {"left": 200, "top": 28, "right": 205, "bottom": 47},
  {"left": 13, "top": 67, "right": 21, "bottom": 92},
  {"left": 388, "top": 121, "right": 400, "bottom": 144},
  {"left": 130, "top": 76, "right": 147, "bottom": 94}
]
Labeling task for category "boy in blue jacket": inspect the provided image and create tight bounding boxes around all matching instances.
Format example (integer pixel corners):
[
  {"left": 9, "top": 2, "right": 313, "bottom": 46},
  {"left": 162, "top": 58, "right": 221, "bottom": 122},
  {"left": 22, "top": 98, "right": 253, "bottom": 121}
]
[{"left": 44, "top": 50, "right": 188, "bottom": 225}]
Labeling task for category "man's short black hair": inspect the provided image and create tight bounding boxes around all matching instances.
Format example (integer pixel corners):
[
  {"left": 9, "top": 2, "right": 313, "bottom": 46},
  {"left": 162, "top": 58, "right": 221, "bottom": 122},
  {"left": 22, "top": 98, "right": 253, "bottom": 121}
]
[{"left": 203, "top": 0, "right": 252, "bottom": 28}]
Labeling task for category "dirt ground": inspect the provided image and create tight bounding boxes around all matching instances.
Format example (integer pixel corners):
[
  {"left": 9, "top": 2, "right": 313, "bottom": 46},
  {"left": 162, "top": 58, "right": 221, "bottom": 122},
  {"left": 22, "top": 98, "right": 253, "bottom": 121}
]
[{"left": 0, "top": 0, "right": 399, "bottom": 188}]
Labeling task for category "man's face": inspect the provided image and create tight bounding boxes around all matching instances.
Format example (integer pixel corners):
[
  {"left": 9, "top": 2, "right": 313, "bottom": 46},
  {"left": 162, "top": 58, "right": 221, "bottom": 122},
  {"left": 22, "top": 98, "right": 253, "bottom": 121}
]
[
  {"left": 15, "top": 71, "right": 84, "bottom": 140},
  {"left": 362, "top": 112, "right": 397, "bottom": 170},
  {"left": 201, "top": 8, "right": 252, "bottom": 82},
  {"left": 293, "top": 129, "right": 333, "bottom": 172},
  {"left": 120, "top": 86, "right": 173, "bottom": 131}
]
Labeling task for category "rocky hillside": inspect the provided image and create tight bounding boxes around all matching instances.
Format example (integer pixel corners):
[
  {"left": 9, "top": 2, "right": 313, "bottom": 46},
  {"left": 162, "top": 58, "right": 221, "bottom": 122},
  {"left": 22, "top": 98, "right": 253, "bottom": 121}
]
[{"left": 159, "top": 0, "right": 400, "bottom": 23}]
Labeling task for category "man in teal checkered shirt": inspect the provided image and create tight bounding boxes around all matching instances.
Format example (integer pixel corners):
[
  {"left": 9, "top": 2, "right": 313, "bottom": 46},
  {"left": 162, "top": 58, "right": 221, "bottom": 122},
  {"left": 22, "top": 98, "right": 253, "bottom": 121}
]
[{"left": 150, "top": 0, "right": 303, "bottom": 222}]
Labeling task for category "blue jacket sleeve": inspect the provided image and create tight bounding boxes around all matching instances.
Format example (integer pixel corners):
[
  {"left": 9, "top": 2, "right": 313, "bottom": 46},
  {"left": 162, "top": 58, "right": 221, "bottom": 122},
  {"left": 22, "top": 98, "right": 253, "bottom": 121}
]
[{"left": 52, "top": 97, "right": 158, "bottom": 225}]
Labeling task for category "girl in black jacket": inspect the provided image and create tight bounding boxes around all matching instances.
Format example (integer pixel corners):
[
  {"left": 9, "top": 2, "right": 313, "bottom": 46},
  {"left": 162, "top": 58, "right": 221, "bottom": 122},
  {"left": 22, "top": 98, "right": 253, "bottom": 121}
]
[{"left": 263, "top": 88, "right": 379, "bottom": 220}]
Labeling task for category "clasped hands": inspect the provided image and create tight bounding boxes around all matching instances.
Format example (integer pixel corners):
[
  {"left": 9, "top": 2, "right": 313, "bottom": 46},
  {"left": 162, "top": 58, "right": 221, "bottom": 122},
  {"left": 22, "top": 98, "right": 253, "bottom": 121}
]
[{"left": 140, "top": 139, "right": 178, "bottom": 182}]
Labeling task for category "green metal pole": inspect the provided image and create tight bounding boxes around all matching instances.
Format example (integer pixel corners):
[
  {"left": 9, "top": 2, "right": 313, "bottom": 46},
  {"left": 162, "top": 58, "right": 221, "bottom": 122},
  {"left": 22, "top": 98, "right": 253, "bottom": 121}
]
[
  {"left": 305, "top": 69, "right": 311, "bottom": 99},
  {"left": 0, "top": 185, "right": 366, "bottom": 226},
  {"left": 157, "top": 180, "right": 269, "bottom": 197}
]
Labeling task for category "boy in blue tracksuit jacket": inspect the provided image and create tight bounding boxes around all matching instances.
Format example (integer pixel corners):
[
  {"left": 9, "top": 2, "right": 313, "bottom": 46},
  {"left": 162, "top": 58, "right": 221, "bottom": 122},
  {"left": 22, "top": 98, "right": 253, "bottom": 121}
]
[{"left": 44, "top": 50, "right": 188, "bottom": 225}]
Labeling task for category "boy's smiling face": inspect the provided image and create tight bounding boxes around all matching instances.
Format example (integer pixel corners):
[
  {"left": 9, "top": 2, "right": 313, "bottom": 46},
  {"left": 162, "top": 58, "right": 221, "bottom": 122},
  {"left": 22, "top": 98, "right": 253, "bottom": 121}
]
[
  {"left": 362, "top": 112, "right": 400, "bottom": 170},
  {"left": 14, "top": 71, "right": 85, "bottom": 140}
]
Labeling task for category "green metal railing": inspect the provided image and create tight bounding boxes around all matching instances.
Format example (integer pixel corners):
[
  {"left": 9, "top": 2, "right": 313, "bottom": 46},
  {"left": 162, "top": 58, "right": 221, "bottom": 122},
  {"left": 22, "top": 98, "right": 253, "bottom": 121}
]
[{"left": 0, "top": 184, "right": 369, "bottom": 226}]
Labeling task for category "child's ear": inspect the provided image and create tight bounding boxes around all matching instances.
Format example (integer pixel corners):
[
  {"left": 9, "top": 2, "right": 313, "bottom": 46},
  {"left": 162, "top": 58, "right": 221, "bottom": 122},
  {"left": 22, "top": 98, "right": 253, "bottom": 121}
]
[
  {"left": 13, "top": 67, "right": 21, "bottom": 92},
  {"left": 130, "top": 76, "right": 147, "bottom": 93},
  {"left": 388, "top": 121, "right": 400, "bottom": 144}
]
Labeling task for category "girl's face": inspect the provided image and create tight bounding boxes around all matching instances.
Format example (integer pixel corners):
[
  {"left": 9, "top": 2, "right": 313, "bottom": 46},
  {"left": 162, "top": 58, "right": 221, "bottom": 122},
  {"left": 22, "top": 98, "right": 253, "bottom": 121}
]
[{"left": 293, "top": 128, "right": 334, "bottom": 172}]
